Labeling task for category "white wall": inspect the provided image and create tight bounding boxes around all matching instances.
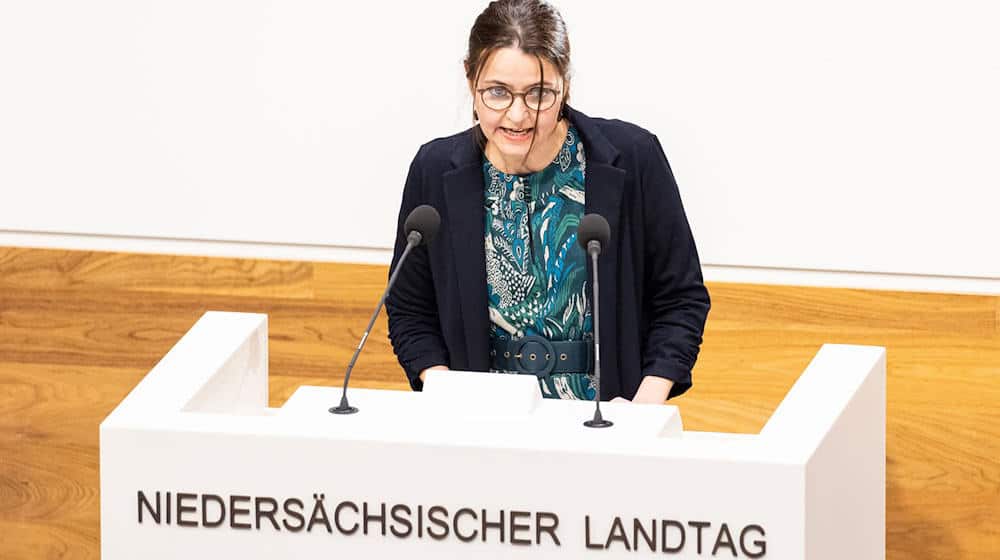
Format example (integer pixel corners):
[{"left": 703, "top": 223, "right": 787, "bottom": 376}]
[{"left": 1, "top": 1, "right": 997, "bottom": 294}]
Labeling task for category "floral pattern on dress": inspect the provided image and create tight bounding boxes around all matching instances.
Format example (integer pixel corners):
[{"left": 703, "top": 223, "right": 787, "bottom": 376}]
[{"left": 484, "top": 126, "right": 596, "bottom": 400}]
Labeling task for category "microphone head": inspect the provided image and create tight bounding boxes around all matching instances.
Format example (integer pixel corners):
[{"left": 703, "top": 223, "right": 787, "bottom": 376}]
[
  {"left": 404, "top": 205, "right": 441, "bottom": 246},
  {"left": 578, "top": 213, "right": 611, "bottom": 250}
]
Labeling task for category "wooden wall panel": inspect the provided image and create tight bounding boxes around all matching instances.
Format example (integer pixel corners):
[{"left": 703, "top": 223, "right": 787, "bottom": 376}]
[{"left": 1, "top": 247, "right": 997, "bottom": 558}]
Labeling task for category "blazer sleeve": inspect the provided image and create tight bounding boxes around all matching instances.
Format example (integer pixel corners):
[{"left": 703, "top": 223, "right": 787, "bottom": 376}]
[
  {"left": 385, "top": 146, "right": 450, "bottom": 391},
  {"left": 638, "top": 134, "right": 711, "bottom": 399}
]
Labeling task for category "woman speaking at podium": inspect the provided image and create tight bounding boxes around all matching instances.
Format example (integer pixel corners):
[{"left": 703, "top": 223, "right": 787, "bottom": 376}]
[{"left": 385, "top": 0, "right": 710, "bottom": 404}]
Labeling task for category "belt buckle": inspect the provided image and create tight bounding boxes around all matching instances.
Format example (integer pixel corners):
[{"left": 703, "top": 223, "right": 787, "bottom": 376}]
[{"left": 512, "top": 335, "right": 557, "bottom": 379}]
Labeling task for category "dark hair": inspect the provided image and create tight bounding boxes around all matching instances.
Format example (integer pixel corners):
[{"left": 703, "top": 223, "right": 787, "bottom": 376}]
[{"left": 464, "top": 0, "right": 572, "bottom": 154}]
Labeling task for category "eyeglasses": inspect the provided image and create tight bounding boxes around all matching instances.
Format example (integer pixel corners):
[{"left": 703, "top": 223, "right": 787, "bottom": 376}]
[{"left": 476, "top": 85, "right": 561, "bottom": 112}]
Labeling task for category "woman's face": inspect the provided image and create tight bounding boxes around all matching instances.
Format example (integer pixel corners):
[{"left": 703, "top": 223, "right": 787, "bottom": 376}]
[{"left": 470, "top": 47, "right": 567, "bottom": 170}]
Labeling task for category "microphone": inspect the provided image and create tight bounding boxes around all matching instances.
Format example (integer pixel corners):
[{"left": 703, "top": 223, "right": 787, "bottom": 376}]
[
  {"left": 403, "top": 204, "right": 442, "bottom": 248},
  {"left": 330, "top": 204, "right": 441, "bottom": 415},
  {"left": 578, "top": 214, "right": 613, "bottom": 428}
]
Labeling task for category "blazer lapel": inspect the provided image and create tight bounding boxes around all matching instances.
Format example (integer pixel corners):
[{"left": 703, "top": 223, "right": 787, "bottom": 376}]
[
  {"left": 443, "top": 156, "right": 491, "bottom": 371},
  {"left": 570, "top": 107, "right": 625, "bottom": 398},
  {"left": 583, "top": 162, "right": 624, "bottom": 396}
]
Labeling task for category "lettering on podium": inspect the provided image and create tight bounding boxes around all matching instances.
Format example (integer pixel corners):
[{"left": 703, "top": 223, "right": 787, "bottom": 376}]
[
  {"left": 585, "top": 516, "right": 766, "bottom": 557},
  {"left": 136, "top": 490, "right": 768, "bottom": 556}
]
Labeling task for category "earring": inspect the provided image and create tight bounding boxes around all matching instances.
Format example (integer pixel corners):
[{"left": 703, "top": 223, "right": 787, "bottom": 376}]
[{"left": 473, "top": 110, "right": 479, "bottom": 122}]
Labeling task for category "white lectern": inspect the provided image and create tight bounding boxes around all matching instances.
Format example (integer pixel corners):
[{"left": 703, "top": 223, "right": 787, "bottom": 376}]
[{"left": 100, "top": 312, "right": 885, "bottom": 559}]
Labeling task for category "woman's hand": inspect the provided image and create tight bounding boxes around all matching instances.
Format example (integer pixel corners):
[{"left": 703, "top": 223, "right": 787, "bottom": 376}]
[
  {"left": 612, "top": 376, "right": 675, "bottom": 404},
  {"left": 418, "top": 365, "right": 450, "bottom": 383}
]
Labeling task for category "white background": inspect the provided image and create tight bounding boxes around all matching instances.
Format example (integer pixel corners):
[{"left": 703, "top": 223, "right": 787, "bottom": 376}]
[{"left": 1, "top": 1, "right": 997, "bottom": 292}]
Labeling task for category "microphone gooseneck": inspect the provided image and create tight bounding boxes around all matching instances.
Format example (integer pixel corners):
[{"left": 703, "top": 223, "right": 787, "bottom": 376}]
[
  {"left": 579, "top": 213, "right": 613, "bottom": 429},
  {"left": 330, "top": 205, "right": 441, "bottom": 415}
]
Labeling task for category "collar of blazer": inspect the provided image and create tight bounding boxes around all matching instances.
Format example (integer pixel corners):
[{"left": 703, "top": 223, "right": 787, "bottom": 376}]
[{"left": 440, "top": 105, "right": 626, "bottom": 373}]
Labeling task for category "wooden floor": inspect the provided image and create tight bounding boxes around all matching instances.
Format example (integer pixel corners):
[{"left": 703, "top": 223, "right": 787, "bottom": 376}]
[{"left": 1, "top": 247, "right": 997, "bottom": 558}]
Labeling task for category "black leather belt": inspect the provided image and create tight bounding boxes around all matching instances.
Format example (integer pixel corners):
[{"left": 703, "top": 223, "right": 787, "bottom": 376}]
[{"left": 490, "top": 335, "right": 593, "bottom": 378}]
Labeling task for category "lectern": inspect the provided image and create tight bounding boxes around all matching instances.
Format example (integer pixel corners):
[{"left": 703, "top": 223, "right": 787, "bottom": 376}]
[{"left": 100, "top": 311, "right": 885, "bottom": 558}]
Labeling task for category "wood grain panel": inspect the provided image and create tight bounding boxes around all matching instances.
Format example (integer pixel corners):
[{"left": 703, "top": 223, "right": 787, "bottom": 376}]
[
  {"left": 0, "top": 247, "right": 315, "bottom": 298},
  {"left": 1, "top": 246, "right": 997, "bottom": 558}
]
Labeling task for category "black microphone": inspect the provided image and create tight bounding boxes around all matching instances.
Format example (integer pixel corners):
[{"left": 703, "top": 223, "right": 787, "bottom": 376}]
[
  {"left": 403, "top": 204, "right": 441, "bottom": 248},
  {"left": 330, "top": 204, "right": 441, "bottom": 415},
  {"left": 578, "top": 213, "right": 613, "bottom": 428}
]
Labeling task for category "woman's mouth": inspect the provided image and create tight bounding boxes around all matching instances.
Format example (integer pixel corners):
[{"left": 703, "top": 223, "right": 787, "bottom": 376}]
[{"left": 500, "top": 127, "right": 533, "bottom": 141}]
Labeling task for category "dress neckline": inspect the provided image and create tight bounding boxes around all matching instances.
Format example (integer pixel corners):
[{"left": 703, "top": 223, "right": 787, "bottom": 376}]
[{"left": 483, "top": 125, "right": 578, "bottom": 179}]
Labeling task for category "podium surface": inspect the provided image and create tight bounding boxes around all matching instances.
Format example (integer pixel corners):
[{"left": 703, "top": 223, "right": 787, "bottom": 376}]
[{"left": 100, "top": 312, "right": 885, "bottom": 558}]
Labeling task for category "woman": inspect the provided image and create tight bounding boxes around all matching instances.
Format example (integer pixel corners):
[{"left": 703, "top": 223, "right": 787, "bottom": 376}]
[{"left": 385, "top": 0, "right": 709, "bottom": 403}]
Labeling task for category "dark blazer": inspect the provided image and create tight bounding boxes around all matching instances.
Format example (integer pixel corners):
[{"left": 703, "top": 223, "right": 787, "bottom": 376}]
[{"left": 385, "top": 106, "right": 710, "bottom": 400}]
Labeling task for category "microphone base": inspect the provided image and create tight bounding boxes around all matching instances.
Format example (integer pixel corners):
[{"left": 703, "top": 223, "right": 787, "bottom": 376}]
[
  {"left": 583, "top": 418, "right": 614, "bottom": 429},
  {"left": 329, "top": 404, "right": 359, "bottom": 415}
]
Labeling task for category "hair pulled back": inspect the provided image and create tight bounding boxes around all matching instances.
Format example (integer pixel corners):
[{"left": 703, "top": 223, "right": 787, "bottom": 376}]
[{"left": 464, "top": 0, "right": 572, "bottom": 151}]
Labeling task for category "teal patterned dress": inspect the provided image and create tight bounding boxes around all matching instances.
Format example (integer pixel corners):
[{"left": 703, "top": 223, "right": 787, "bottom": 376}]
[{"left": 484, "top": 126, "right": 596, "bottom": 400}]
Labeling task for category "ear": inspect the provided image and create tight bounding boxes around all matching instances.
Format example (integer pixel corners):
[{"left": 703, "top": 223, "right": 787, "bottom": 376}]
[
  {"left": 469, "top": 80, "right": 480, "bottom": 115},
  {"left": 559, "top": 80, "right": 571, "bottom": 118}
]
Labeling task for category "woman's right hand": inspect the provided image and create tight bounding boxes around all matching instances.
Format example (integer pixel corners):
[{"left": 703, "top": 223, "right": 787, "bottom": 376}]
[{"left": 419, "top": 365, "right": 450, "bottom": 383}]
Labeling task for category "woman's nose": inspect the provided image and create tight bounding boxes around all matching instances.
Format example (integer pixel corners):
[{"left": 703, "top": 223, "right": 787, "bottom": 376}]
[{"left": 506, "top": 96, "right": 530, "bottom": 122}]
